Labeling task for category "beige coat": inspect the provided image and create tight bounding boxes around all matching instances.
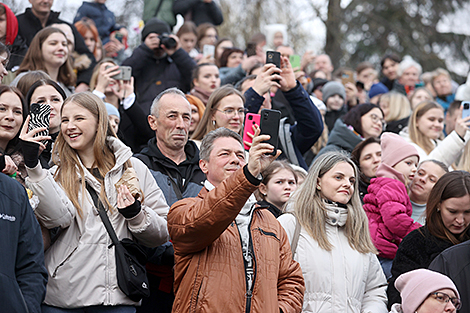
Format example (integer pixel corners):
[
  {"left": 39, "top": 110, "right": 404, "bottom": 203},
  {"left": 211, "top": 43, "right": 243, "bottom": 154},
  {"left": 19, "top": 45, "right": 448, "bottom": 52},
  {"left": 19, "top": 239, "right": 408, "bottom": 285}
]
[{"left": 26, "top": 137, "right": 169, "bottom": 308}]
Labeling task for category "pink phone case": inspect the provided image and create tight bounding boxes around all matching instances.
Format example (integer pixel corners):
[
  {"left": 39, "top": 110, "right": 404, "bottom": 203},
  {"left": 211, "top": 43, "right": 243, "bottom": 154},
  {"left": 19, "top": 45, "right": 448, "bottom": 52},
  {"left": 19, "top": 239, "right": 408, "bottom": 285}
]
[{"left": 243, "top": 113, "right": 260, "bottom": 151}]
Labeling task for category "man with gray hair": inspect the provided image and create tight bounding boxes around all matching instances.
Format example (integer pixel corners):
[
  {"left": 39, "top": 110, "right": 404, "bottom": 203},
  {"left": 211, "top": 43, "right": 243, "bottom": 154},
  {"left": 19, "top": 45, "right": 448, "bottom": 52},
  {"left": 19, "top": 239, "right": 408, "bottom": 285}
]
[
  {"left": 168, "top": 127, "right": 305, "bottom": 312},
  {"left": 135, "top": 87, "right": 205, "bottom": 313}
]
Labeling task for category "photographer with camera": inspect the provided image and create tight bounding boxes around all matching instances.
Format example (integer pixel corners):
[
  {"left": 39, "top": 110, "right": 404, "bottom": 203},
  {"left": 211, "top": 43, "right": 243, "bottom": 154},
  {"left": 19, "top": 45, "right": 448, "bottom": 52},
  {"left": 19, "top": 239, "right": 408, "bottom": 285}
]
[{"left": 122, "top": 18, "right": 196, "bottom": 115}]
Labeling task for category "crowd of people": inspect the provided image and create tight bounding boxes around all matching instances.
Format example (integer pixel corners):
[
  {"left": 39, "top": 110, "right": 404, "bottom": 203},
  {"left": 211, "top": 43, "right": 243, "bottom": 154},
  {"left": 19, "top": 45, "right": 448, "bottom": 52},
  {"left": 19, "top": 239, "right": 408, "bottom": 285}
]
[{"left": 1, "top": 0, "right": 470, "bottom": 313}]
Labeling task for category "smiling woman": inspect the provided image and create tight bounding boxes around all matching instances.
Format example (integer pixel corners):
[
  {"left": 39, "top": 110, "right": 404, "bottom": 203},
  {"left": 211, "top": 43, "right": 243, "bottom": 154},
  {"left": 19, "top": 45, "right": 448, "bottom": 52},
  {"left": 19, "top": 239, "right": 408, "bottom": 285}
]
[
  {"left": 22, "top": 91, "right": 170, "bottom": 311},
  {"left": 15, "top": 27, "right": 76, "bottom": 95},
  {"left": 399, "top": 100, "right": 470, "bottom": 168}
]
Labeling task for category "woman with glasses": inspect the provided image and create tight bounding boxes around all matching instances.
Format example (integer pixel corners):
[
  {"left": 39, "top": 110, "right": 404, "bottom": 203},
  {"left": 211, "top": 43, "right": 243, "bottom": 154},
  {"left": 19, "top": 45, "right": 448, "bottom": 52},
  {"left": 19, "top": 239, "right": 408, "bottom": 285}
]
[
  {"left": 316, "top": 103, "right": 385, "bottom": 160},
  {"left": 399, "top": 100, "right": 470, "bottom": 168},
  {"left": 191, "top": 85, "right": 246, "bottom": 146},
  {"left": 196, "top": 23, "right": 218, "bottom": 52},
  {"left": 387, "top": 171, "right": 470, "bottom": 308},
  {"left": 379, "top": 92, "right": 412, "bottom": 134},
  {"left": 391, "top": 269, "right": 460, "bottom": 313}
]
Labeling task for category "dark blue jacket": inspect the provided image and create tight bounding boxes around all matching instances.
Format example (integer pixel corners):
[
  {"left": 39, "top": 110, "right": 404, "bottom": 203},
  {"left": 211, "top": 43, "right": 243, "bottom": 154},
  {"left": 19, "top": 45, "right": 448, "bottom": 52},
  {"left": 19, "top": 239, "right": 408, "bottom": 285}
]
[
  {"left": 0, "top": 174, "right": 47, "bottom": 313},
  {"left": 122, "top": 45, "right": 196, "bottom": 115},
  {"left": 73, "top": 2, "right": 122, "bottom": 43},
  {"left": 245, "top": 82, "right": 323, "bottom": 170}
]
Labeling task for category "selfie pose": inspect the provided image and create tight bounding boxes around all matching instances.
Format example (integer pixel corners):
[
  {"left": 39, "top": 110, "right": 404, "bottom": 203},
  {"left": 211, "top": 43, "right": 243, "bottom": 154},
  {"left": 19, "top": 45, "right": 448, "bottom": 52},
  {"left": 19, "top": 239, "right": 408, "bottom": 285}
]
[{"left": 22, "top": 92, "right": 169, "bottom": 311}]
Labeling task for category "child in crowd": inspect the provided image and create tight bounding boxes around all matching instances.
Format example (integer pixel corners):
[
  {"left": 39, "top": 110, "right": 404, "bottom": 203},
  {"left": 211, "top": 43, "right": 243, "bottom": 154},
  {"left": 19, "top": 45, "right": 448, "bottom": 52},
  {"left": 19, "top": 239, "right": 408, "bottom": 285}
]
[
  {"left": 363, "top": 132, "right": 422, "bottom": 279},
  {"left": 322, "top": 81, "right": 347, "bottom": 131},
  {"left": 105, "top": 102, "right": 120, "bottom": 134}
]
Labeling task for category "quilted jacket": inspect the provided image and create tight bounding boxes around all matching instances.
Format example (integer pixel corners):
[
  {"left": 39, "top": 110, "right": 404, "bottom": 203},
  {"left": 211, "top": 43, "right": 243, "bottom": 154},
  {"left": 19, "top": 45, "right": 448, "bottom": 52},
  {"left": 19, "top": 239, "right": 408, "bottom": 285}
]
[
  {"left": 363, "top": 177, "right": 421, "bottom": 259},
  {"left": 168, "top": 167, "right": 305, "bottom": 313}
]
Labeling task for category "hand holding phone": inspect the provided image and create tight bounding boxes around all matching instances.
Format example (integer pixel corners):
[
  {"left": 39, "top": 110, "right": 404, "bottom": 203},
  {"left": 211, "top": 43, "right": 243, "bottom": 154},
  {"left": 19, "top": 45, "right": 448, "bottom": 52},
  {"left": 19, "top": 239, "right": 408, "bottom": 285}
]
[
  {"left": 260, "top": 109, "right": 281, "bottom": 156},
  {"left": 462, "top": 101, "right": 470, "bottom": 120},
  {"left": 105, "top": 65, "right": 132, "bottom": 81},
  {"left": 203, "top": 45, "right": 215, "bottom": 58},
  {"left": 28, "top": 103, "right": 51, "bottom": 144}
]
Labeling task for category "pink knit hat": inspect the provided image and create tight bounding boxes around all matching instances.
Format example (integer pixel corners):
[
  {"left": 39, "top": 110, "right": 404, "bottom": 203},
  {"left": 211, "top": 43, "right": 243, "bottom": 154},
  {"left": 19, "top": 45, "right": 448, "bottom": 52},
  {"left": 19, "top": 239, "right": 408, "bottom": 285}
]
[
  {"left": 381, "top": 132, "right": 419, "bottom": 167},
  {"left": 395, "top": 269, "right": 460, "bottom": 313}
]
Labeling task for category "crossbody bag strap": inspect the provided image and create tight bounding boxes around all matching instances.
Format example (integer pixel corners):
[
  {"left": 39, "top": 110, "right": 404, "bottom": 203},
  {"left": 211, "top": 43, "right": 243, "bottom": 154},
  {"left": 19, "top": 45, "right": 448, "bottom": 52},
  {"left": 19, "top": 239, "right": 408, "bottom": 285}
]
[
  {"left": 85, "top": 182, "right": 120, "bottom": 246},
  {"left": 154, "top": 0, "right": 165, "bottom": 17},
  {"left": 163, "top": 167, "right": 184, "bottom": 200}
]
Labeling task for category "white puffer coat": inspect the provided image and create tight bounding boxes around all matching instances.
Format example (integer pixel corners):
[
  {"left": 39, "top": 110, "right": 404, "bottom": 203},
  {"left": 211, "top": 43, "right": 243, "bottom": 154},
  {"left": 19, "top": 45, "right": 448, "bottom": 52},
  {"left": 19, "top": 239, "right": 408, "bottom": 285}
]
[
  {"left": 278, "top": 204, "right": 388, "bottom": 313},
  {"left": 26, "top": 137, "right": 169, "bottom": 308}
]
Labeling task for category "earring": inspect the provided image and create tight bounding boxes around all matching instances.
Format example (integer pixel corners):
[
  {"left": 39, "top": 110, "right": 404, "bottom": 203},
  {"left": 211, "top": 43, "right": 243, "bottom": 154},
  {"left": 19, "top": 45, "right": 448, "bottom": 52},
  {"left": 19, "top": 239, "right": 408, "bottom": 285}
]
[
  {"left": 437, "top": 208, "right": 440, "bottom": 212},
  {"left": 262, "top": 193, "right": 266, "bottom": 196},
  {"left": 317, "top": 186, "right": 321, "bottom": 191},
  {"left": 212, "top": 120, "right": 216, "bottom": 126}
]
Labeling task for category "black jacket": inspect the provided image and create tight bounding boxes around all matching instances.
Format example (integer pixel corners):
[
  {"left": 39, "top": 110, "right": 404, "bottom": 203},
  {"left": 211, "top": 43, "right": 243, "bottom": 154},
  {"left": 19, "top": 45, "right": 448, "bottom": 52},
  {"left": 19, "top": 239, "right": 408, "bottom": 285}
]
[
  {"left": 0, "top": 174, "right": 48, "bottom": 313},
  {"left": 135, "top": 138, "right": 205, "bottom": 206},
  {"left": 173, "top": 0, "right": 223, "bottom": 26},
  {"left": 122, "top": 45, "right": 196, "bottom": 115},
  {"left": 429, "top": 240, "right": 470, "bottom": 313},
  {"left": 7, "top": 35, "right": 29, "bottom": 71},
  {"left": 386, "top": 226, "right": 468, "bottom": 308},
  {"left": 16, "top": 8, "right": 96, "bottom": 85}
]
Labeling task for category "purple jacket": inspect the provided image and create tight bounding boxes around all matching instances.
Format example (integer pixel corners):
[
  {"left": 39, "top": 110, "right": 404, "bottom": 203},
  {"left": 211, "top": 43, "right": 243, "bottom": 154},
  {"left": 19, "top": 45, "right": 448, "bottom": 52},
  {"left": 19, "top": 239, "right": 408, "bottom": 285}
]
[{"left": 363, "top": 177, "right": 421, "bottom": 259}]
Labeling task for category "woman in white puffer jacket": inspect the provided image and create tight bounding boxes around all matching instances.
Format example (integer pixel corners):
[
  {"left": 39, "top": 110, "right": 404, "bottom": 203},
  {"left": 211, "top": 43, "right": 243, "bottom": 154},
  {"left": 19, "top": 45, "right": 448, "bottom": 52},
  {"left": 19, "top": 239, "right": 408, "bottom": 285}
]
[
  {"left": 278, "top": 152, "right": 388, "bottom": 313},
  {"left": 22, "top": 92, "right": 169, "bottom": 312}
]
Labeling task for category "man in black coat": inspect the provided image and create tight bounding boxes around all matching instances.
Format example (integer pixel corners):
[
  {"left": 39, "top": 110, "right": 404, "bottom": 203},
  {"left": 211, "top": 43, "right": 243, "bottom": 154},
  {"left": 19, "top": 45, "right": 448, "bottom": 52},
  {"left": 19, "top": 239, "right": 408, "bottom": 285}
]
[
  {"left": 122, "top": 18, "right": 196, "bottom": 115},
  {"left": 0, "top": 167, "right": 48, "bottom": 313},
  {"left": 16, "top": 0, "right": 96, "bottom": 88}
]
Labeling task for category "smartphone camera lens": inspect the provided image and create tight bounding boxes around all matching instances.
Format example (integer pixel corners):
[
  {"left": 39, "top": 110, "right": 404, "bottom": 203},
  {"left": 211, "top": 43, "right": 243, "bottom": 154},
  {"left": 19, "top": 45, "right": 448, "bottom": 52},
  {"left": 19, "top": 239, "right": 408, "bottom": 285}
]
[
  {"left": 248, "top": 115, "right": 253, "bottom": 120},
  {"left": 465, "top": 103, "right": 470, "bottom": 110}
]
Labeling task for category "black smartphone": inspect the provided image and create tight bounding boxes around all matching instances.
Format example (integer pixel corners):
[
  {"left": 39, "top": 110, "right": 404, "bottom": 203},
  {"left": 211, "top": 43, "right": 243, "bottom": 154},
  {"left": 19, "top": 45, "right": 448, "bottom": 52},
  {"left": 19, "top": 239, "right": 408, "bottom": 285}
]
[
  {"left": 266, "top": 51, "right": 281, "bottom": 68},
  {"left": 246, "top": 42, "right": 257, "bottom": 57},
  {"left": 29, "top": 103, "right": 50, "bottom": 144},
  {"left": 260, "top": 109, "right": 281, "bottom": 156}
]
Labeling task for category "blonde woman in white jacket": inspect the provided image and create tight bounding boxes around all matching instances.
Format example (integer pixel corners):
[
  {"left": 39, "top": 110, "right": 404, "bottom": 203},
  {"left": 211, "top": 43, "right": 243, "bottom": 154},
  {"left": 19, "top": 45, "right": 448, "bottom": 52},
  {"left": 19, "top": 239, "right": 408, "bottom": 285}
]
[
  {"left": 278, "top": 152, "right": 388, "bottom": 313},
  {"left": 399, "top": 100, "right": 470, "bottom": 168},
  {"left": 21, "top": 92, "right": 169, "bottom": 312}
]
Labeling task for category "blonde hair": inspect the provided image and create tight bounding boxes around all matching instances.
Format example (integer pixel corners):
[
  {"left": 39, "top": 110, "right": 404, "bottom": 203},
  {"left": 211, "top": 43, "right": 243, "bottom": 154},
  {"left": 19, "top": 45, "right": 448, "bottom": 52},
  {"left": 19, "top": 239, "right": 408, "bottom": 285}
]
[
  {"left": 191, "top": 85, "right": 245, "bottom": 140},
  {"left": 458, "top": 141, "right": 470, "bottom": 172},
  {"left": 380, "top": 92, "right": 411, "bottom": 122},
  {"left": 290, "top": 152, "right": 377, "bottom": 253},
  {"left": 408, "top": 100, "right": 444, "bottom": 155},
  {"left": 53, "top": 92, "right": 116, "bottom": 216}
]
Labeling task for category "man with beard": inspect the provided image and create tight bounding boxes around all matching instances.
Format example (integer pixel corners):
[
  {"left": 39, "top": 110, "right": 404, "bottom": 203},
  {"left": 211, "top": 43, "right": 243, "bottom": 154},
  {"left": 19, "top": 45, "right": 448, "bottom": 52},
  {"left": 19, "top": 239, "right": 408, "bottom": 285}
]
[{"left": 122, "top": 18, "right": 196, "bottom": 115}]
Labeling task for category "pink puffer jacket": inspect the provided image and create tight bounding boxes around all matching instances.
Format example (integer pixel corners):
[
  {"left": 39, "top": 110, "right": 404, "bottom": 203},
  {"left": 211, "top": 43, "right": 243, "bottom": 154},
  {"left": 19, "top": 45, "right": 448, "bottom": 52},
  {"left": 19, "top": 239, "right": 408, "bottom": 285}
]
[{"left": 363, "top": 177, "right": 421, "bottom": 259}]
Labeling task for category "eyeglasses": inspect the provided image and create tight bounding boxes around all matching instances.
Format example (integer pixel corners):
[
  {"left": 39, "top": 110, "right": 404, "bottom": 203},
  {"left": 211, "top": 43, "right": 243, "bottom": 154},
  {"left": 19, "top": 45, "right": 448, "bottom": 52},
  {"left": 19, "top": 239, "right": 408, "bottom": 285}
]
[
  {"left": 214, "top": 108, "right": 247, "bottom": 118},
  {"left": 429, "top": 292, "right": 462, "bottom": 310},
  {"left": 370, "top": 113, "right": 387, "bottom": 130}
]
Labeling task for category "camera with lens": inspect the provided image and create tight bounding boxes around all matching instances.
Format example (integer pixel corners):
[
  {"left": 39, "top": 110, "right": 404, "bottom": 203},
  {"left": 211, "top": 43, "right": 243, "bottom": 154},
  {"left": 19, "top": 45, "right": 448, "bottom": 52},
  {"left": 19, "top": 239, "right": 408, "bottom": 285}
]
[{"left": 158, "top": 34, "right": 177, "bottom": 49}]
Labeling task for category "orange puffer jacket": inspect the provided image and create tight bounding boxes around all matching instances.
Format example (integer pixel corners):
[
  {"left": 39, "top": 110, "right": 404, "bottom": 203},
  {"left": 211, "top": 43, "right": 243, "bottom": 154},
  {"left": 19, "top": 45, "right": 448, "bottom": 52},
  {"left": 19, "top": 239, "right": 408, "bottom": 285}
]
[{"left": 168, "top": 167, "right": 305, "bottom": 313}]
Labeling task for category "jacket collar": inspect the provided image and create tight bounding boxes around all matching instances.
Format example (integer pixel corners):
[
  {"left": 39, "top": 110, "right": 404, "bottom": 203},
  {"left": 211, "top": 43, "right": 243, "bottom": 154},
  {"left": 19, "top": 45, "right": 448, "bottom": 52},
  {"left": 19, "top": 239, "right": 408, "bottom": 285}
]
[
  {"left": 376, "top": 163, "right": 406, "bottom": 185},
  {"left": 140, "top": 137, "right": 200, "bottom": 167}
]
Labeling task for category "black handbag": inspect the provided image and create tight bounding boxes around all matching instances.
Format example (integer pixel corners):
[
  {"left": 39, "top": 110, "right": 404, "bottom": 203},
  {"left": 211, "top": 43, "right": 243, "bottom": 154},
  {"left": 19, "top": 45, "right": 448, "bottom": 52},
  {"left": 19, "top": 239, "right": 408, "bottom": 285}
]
[{"left": 85, "top": 183, "right": 150, "bottom": 302}]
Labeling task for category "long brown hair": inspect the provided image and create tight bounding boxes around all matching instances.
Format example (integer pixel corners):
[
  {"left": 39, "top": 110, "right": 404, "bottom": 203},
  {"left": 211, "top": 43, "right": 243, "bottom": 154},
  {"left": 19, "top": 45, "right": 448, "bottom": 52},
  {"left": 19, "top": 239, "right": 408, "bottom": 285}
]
[
  {"left": 53, "top": 92, "right": 116, "bottom": 216},
  {"left": 18, "top": 27, "right": 76, "bottom": 87},
  {"left": 426, "top": 171, "right": 470, "bottom": 244},
  {"left": 191, "top": 85, "right": 245, "bottom": 140}
]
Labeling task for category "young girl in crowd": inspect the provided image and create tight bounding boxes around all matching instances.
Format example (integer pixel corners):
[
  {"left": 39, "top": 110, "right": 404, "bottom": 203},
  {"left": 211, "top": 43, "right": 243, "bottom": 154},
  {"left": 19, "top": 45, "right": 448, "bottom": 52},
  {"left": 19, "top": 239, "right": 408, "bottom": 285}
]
[
  {"left": 74, "top": 17, "right": 102, "bottom": 62},
  {"left": 256, "top": 160, "right": 298, "bottom": 218},
  {"left": 387, "top": 170, "right": 470, "bottom": 308},
  {"left": 176, "top": 21, "right": 199, "bottom": 59},
  {"left": 363, "top": 132, "right": 422, "bottom": 279},
  {"left": 14, "top": 27, "right": 76, "bottom": 96},
  {"left": 22, "top": 92, "right": 169, "bottom": 311},
  {"left": 278, "top": 152, "right": 388, "bottom": 312},
  {"left": 190, "top": 63, "right": 221, "bottom": 105}
]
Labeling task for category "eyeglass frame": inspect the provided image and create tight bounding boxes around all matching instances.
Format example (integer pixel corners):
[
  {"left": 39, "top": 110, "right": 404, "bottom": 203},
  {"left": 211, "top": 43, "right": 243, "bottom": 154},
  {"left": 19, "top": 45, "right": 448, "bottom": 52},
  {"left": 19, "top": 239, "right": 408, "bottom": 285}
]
[
  {"left": 213, "top": 108, "right": 248, "bottom": 118},
  {"left": 428, "top": 291, "right": 462, "bottom": 310},
  {"left": 369, "top": 113, "right": 387, "bottom": 131}
]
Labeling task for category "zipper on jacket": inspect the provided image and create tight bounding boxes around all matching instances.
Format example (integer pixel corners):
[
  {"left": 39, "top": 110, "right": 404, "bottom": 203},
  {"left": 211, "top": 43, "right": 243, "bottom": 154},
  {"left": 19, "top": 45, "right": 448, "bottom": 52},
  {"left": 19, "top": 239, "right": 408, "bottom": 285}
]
[
  {"left": 235, "top": 216, "right": 257, "bottom": 313},
  {"left": 257, "top": 227, "right": 280, "bottom": 241},
  {"left": 52, "top": 246, "right": 78, "bottom": 278}
]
